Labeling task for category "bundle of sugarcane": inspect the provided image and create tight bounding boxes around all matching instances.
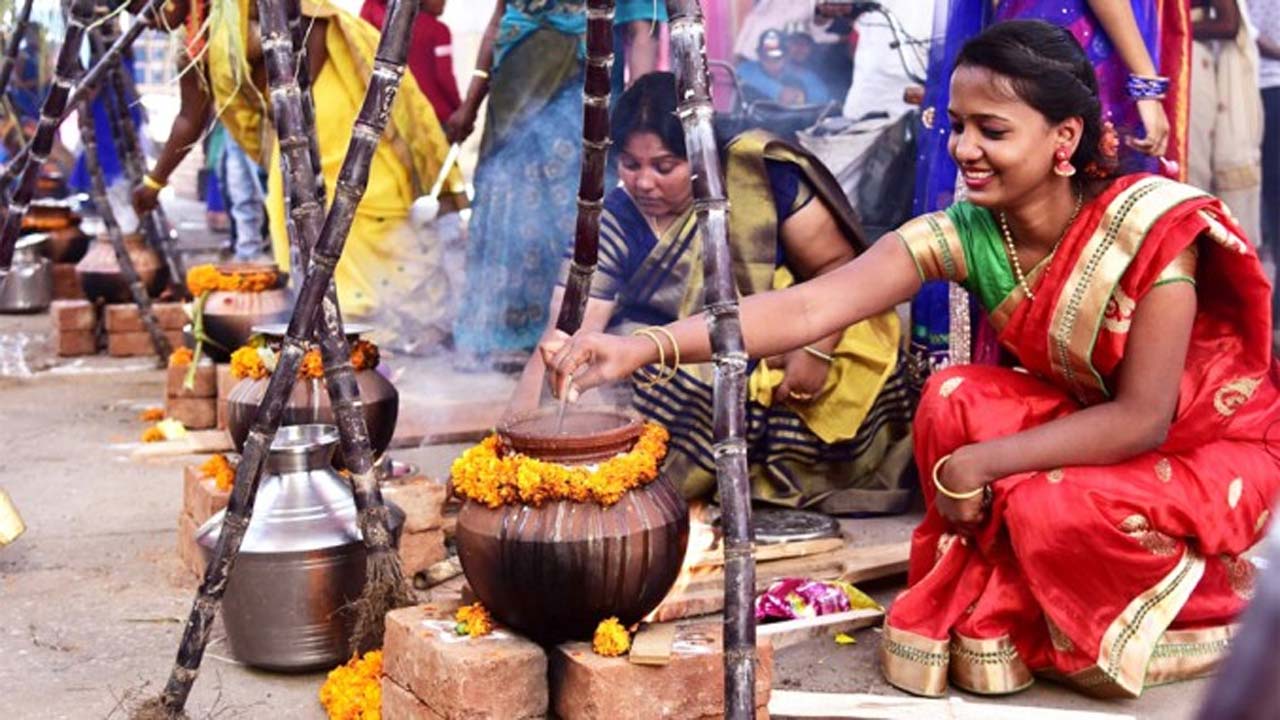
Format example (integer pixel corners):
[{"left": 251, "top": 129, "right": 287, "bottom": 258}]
[
  {"left": 666, "top": 2, "right": 757, "bottom": 718},
  {"left": 0, "top": 0, "right": 96, "bottom": 269},
  {"left": 137, "top": 0, "right": 420, "bottom": 715},
  {"left": 89, "top": 15, "right": 188, "bottom": 300},
  {"left": 0, "top": 0, "right": 164, "bottom": 199},
  {"left": 0, "top": 0, "right": 35, "bottom": 103},
  {"left": 77, "top": 60, "right": 171, "bottom": 363},
  {"left": 555, "top": 0, "right": 615, "bottom": 334}
]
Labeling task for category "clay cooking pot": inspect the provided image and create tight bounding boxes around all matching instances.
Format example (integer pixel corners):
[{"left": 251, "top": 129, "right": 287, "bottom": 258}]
[
  {"left": 455, "top": 407, "right": 689, "bottom": 644},
  {"left": 75, "top": 233, "right": 167, "bottom": 303},
  {"left": 199, "top": 262, "right": 292, "bottom": 361}
]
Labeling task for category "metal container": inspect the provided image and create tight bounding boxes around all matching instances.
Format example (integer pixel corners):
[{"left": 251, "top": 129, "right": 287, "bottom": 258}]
[
  {"left": 456, "top": 408, "right": 689, "bottom": 644},
  {"left": 195, "top": 424, "right": 404, "bottom": 671},
  {"left": 0, "top": 235, "right": 53, "bottom": 313}
]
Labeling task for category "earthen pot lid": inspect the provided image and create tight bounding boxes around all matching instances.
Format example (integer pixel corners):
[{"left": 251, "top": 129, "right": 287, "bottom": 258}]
[{"left": 499, "top": 406, "right": 643, "bottom": 465}]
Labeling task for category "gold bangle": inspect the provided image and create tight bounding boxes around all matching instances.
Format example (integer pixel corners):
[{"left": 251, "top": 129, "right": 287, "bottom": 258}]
[
  {"left": 630, "top": 329, "right": 667, "bottom": 387},
  {"left": 472, "top": 69, "right": 490, "bottom": 80},
  {"left": 931, "top": 454, "right": 984, "bottom": 500},
  {"left": 142, "top": 174, "right": 166, "bottom": 191},
  {"left": 803, "top": 345, "right": 834, "bottom": 363},
  {"left": 649, "top": 325, "right": 681, "bottom": 379}
]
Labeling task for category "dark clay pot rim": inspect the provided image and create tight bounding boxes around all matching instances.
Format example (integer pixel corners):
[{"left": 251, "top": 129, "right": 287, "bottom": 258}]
[{"left": 498, "top": 406, "right": 643, "bottom": 464}]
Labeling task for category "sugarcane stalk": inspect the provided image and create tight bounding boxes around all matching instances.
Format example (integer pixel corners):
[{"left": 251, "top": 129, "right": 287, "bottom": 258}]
[
  {"left": 555, "top": 0, "right": 614, "bottom": 334},
  {"left": 78, "top": 65, "right": 172, "bottom": 364},
  {"left": 0, "top": 0, "right": 35, "bottom": 103},
  {"left": 0, "top": 0, "right": 162, "bottom": 198},
  {"left": 0, "top": 0, "right": 96, "bottom": 270},
  {"left": 90, "top": 15, "right": 189, "bottom": 299},
  {"left": 286, "top": 0, "right": 328, "bottom": 237},
  {"left": 141, "top": 1, "right": 418, "bottom": 714},
  {"left": 666, "top": 2, "right": 755, "bottom": 718}
]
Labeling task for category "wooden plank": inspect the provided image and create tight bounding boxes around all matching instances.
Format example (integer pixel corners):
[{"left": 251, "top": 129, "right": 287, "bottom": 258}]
[
  {"left": 691, "top": 536, "right": 845, "bottom": 570},
  {"left": 129, "top": 429, "right": 232, "bottom": 460},
  {"left": 840, "top": 541, "right": 910, "bottom": 584},
  {"left": 628, "top": 621, "right": 679, "bottom": 665},
  {"left": 768, "top": 691, "right": 1137, "bottom": 720},
  {"left": 756, "top": 608, "right": 883, "bottom": 650}
]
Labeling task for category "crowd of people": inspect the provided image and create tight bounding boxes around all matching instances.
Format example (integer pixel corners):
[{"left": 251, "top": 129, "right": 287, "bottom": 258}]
[{"left": 9, "top": 0, "right": 1278, "bottom": 704}]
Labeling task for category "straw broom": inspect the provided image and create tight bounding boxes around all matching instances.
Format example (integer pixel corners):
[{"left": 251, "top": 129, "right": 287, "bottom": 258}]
[
  {"left": 76, "top": 58, "right": 172, "bottom": 363},
  {"left": 135, "top": 1, "right": 419, "bottom": 714},
  {"left": 0, "top": 0, "right": 96, "bottom": 269},
  {"left": 555, "top": 0, "right": 615, "bottom": 333},
  {"left": 666, "top": 2, "right": 757, "bottom": 718}
]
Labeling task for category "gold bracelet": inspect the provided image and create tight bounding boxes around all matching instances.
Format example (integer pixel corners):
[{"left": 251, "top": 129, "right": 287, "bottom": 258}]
[
  {"left": 142, "top": 174, "right": 166, "bottom": 191},
  {"left": 630, "top": 328, "right": 667, "bottom": 387},
  {"left": 472, "top": 69, "right": 490, "bottom": 80},
  {"left": 649, "top": 325, "right": 681, "bottom": 380},
  {"left": 931, "top": 454, "right": 984, "bottom": 500},
  {"left": 803, "top": 345, "right": 834, "bottom": 363}
]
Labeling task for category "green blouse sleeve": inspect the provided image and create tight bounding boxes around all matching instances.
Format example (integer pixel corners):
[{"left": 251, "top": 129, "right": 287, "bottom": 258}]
[{"left": 945, "top": 202, "right": 1017, "bottom": 314}]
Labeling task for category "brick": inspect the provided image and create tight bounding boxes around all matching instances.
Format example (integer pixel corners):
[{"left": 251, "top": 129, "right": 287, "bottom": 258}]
[
  {"left": 550, "top": 622, "right": 773, "bottom": 720},
  {"left": 381, "top": 677, "right": 445, "bottom": 720},
  {"left": 399, "top": 529, "right": 447, "bottom": 578},
  {"left": 107, "top": 329, "right": 184, "bottom": 357},
  {"left": 52, "top": 263, "right": 83, "bottom": 300},
  {"left": 104, "top": 302, "right": 187, "bottom": 332},
  {"left": 167, "top": 360, "right": 217, "bottom": 398},
  {"left": 177, "top": 511, "right": 207, "bottom": 578},
  {"left": 182, "top": 464, "right": 230, "bottom": 524},
  {"left": 383, "top": 603, "right": 548, "bottom": 719},
  {"left": 383, "top": 477, "right": 446, "bottom": 532},
  {"left": 165, "top": 397, "right": 217, "bottom": 430},
  {"left": 216, "top": 364, "right": 235, "bottom": 430},
  {"left": 56, "top": 330, "right": 95, "bottom": 357},
  {"left": 50, "top": 299, "right": 94, "bottom": 330}
]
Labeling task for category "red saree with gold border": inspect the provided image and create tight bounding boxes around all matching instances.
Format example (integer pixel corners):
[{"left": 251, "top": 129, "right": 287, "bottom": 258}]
[{"left": 884, "top": 174, "right": 1280, "bottom": 698}]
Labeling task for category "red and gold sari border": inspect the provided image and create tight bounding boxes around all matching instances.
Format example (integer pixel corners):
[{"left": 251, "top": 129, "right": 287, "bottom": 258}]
[
  {"left": 880, "top": 624, "right": 949, "bottom": 697},
  {"left": 897, "top": 211, "right": 968, "bottom": 285},
  {"left": 1144, "top": 624, "right": 1235, "bottom": 688},
  {"left": 1047, "top": 177, "right": 1209, "bottom": 405},
  {"left": 949, "top": 633, "right": 1035, "bottom": 695}
]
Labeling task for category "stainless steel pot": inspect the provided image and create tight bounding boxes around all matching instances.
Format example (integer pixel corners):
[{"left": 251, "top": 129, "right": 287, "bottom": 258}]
[
  {"left": 0, "top": 235, "right": 52, "bottom": 313},
  {"left": 195, "top": 424, "right": 404, "bottom": 671}
]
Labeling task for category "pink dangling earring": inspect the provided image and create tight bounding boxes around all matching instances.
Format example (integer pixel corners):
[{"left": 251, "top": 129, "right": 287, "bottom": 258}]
[{"left": 1053, "top": 147, "right": 1077, "bottom": 177}]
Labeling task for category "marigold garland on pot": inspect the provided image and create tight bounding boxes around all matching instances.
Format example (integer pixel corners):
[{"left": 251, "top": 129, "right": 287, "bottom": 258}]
[
  {"left": 168, "top": 347, "right": 193, "bottom": 368},
  {"left": 449, "top": 423, "right": 669, "bottom": 508},
  {"left": 318, "top": 650, "right": 381, "bottom": 720},
  {"left": 455, "top": 602, "right": 494, "bottom": 637},
  {"left": 229, "top": 340, "right": 382, "bottom": 381},
  {"left": 185, "top": 264, "right": 278, "bottom": 296},
  {"left": 592, "top": 617, "right": 631, "bottom": 657}
]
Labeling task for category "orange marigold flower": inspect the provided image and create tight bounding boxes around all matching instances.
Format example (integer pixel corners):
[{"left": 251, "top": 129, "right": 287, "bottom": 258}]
[
  {"left": 200, "top": 454, "right": 236, "bottom": 492},
  {"left": 185, "top": 264, "right": 223, "bottom": 296},
  {"left": 592, "top": 617, "right": 631, "bottom": 657},
  {"left": 141, "top": 425, "right": 165, "bottom": 443},
  {"left": 455, "top": 602, "right": 494, "bottom": 637},
  {"left": 299, "top": 349, "right": 325, "bottom": 379},
  {"left": 230, "top": 346, "right": 268, "bottom": 380},
  {"left": 168, "top": 347, "right": 194, "bottom": 367},
  {"left": 234, "top": 269, "right": 277, "bottom": 292},
  {"left": 139, "top": 407, "right": 165, "bottom": 422},
  {"left": 349, "top": 339, "right": 381, "bottom": 371},
  {"left": 318, "top": 650, "right": 382, "bottom": 720}
]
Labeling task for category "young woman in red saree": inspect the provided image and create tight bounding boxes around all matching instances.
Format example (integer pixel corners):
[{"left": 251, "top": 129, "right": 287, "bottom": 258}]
[{"left": 540, "top": 20, "right": 1280, "bottom": 699}]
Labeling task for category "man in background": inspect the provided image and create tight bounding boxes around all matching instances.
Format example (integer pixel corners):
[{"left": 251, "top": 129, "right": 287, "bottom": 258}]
[{"left": 738, "top": 29, "right": 831, "bottom": 107}]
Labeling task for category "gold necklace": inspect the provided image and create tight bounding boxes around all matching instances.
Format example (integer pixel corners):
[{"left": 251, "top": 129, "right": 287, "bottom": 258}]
[{"left": 998, "top": 194, "right": 1083, "bottom": 300}]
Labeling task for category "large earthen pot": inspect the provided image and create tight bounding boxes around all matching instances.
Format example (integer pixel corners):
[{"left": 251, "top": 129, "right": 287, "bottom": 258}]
[
  {"left": 224, "top": 324, "right": 398, "bottom": 464},
  {"left": 75, "top": 233, "right": 167, "bottom": 303},
  {"left": 199, "top": 263, "right": 292, "bottom": 361},
  {"left": 41, "top": 226, "right": 90, "bottom": 263},
  {"left": 455, "top": 408, "right": 689, "bottom": 645}
]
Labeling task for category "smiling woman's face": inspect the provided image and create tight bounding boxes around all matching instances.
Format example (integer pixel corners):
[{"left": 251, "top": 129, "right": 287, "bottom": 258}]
[
  {"left": 947, "top": 65, "right": 1076, "bottom": 209},
  {"left": 618, "top": 131, "right": 693, "bottom": 221}
]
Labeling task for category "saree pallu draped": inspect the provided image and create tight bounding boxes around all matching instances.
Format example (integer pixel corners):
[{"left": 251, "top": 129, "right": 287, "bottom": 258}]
[
  {"left": 595, "top": 132, "right": 916, "bottom": 512},
  {"left": 884, "top": 174, "right": 1280, "bottom": 698},
  {"left": 206, "top": 0, "right": 462, "bottom": 324},
  {"left": 908, "top": 0, "right": 1192, "bottom": 384}
]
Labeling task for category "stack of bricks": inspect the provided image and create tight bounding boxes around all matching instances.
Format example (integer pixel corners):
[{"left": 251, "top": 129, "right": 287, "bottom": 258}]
[
  {"left": 104, "top": 302, "right": 187, "bottom": 357},
  {"left": 51, "top": 263, "right": 84, "bottom": 300},
  {"left": 215, "top": 363, "right": 235, "bottom": 430},
  {"left": 165, "top": 359, "right": 217, "bottom": 429},
  {"left": 381, "top": 608, "right": 774, "bottom": 720},
  {"left": 50, "top": 300, "right": 96, "bottom": 356},
  {"left": 383, "top": 476, "right": 448, "bottom": 581},
  {"left": 177, "top": 463, "right": 230, "bottom": 577}
]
